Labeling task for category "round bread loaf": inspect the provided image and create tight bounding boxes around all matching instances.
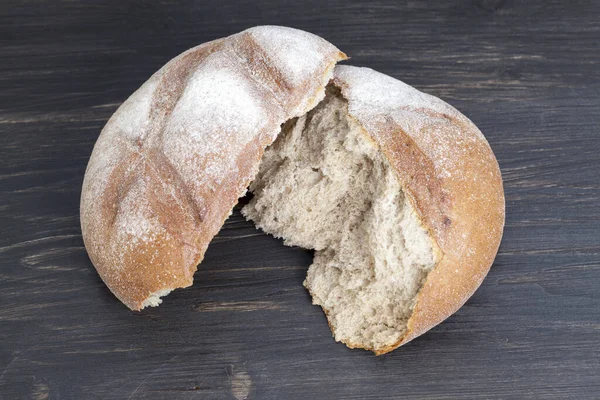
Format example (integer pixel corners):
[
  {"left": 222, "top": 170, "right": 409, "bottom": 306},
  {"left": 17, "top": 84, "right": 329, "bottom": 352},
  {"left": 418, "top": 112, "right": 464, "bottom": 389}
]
[
  {"left": 81, "top": 26, "right": 504, "bottom": 354},
  {"left": 80, "top": 26, "right": 346, "bottom": 310}
]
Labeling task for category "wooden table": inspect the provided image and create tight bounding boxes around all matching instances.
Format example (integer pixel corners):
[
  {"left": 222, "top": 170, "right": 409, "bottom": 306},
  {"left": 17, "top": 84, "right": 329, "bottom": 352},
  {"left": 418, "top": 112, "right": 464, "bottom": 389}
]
[{"left": 2, "top": 1, "right": 599, "bottom": 398}]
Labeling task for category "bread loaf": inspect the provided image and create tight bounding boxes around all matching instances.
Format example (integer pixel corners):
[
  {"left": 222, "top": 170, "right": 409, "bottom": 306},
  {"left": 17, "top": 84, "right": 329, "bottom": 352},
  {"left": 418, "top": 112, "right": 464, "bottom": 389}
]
[
  {"left": 81, "top": 26, "right": 504, "bottom": 354},
  {"left": 80, "top": 26, "right": 346, "bottom": 310}
]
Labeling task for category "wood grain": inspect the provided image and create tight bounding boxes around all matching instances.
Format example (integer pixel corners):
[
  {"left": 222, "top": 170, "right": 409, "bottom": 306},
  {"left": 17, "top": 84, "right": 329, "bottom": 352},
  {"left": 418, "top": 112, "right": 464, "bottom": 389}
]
[{"left": 1, "top": 0, "right": 599, "bottom": 399}]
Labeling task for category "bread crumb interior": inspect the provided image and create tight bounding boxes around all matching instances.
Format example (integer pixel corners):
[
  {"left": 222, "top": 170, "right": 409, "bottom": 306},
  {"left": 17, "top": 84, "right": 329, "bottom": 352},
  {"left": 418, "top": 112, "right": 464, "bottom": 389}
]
[
  {"left": 242, "top": 86, "right": 439, "bottom": 351},
  {"left": 141, "top": 288, "right": 173, "bottom": 308}
]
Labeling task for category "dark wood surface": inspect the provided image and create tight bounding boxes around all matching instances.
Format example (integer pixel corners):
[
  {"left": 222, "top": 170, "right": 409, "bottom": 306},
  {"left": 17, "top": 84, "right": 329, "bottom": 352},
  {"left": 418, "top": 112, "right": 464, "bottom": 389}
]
[{"left": 2, "top": 1, "right": 599, "bottom": 399}]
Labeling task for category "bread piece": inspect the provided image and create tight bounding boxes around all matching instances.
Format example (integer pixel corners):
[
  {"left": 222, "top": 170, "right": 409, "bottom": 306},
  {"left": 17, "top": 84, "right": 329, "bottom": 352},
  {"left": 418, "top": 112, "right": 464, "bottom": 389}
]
[
  {"left": 243, "top": 66, "right": 505, "bottom": 354},
  {"left": 80, "top": 26, "right": 346, "bottom": 310}
]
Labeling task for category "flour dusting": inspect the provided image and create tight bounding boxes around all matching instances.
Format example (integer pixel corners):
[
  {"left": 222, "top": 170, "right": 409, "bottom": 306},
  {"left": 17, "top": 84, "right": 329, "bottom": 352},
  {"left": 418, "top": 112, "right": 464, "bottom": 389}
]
[
  {"left": 162, "top": 55, "right": 267, "bottom": 193},
  {"left": 249, "top": 26, "right": 326, "bottom": 85}
]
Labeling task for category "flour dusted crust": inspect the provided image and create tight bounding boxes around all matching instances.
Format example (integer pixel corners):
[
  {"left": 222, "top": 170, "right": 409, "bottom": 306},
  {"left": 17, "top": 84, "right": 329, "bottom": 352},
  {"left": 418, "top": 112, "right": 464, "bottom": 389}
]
[
  {"left": 80, "top": 26, "right": 346, "bottom": 310},
  {"left": 331, "top": 66, "right": 505, "bottom": 354}
]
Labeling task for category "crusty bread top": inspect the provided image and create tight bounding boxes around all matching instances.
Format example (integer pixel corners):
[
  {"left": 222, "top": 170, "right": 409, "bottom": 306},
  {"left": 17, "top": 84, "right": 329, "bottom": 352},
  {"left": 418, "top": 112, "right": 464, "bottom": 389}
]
[
  {"left": 80, "top": 26, "right": 346, "bottom": 310},
  {"left": 332, "top": 66, "right": 505, "bottom": 353}
]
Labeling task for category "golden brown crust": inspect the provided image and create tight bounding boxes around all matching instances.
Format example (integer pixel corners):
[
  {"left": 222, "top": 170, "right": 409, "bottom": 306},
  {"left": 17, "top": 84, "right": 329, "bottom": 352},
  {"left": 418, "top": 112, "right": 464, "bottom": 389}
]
[
  {"left": 81, "top": 26, "right": 346, "bottom": 310},
  {"left": 332, "top": 66, "right": 505, "bottom": 355}
]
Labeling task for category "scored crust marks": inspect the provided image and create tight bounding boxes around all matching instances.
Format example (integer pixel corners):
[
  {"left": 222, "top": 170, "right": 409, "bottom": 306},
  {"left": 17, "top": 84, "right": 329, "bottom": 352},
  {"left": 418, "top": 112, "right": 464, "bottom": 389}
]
[
  {"left": 333, "top": 66, "right": 486, "bottom": 178},
  {"left": 248, "top": 26, "right": 327, "bottom": 85},
  {"left": 162, "top": 56, "right": 270, "bottom": 194},
  {"left": 333, "top": 66, "right": 501, "bottom": 247}
]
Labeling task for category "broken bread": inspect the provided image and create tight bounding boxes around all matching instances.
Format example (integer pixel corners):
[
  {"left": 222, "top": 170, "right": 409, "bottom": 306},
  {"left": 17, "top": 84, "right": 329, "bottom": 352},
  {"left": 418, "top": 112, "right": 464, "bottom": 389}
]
[
  {"left": 244, "top": 66, "right": 504, "bottom": 354},
  {"left": 81, "top": 26, "right": 504, "bottom": 354}
]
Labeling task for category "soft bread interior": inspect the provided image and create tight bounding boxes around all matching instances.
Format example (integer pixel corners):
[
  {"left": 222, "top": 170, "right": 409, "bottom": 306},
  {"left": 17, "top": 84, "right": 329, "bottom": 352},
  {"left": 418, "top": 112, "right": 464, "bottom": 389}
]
[
  {"left": 140, "top": 288, "right": 173, "bottom": 308},
  {"left": 242, "top": 86, "right": 440, "bottom": 351}
]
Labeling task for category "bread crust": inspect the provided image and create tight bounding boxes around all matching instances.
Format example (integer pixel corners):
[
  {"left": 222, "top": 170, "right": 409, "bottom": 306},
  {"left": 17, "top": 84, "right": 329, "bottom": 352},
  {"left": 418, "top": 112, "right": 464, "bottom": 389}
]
[
  {"left": 80, "top": 26, "right": 346, "bottom": 310},
  {"left": 331, "top": 66, "right": 505, "bottom": 354}
]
